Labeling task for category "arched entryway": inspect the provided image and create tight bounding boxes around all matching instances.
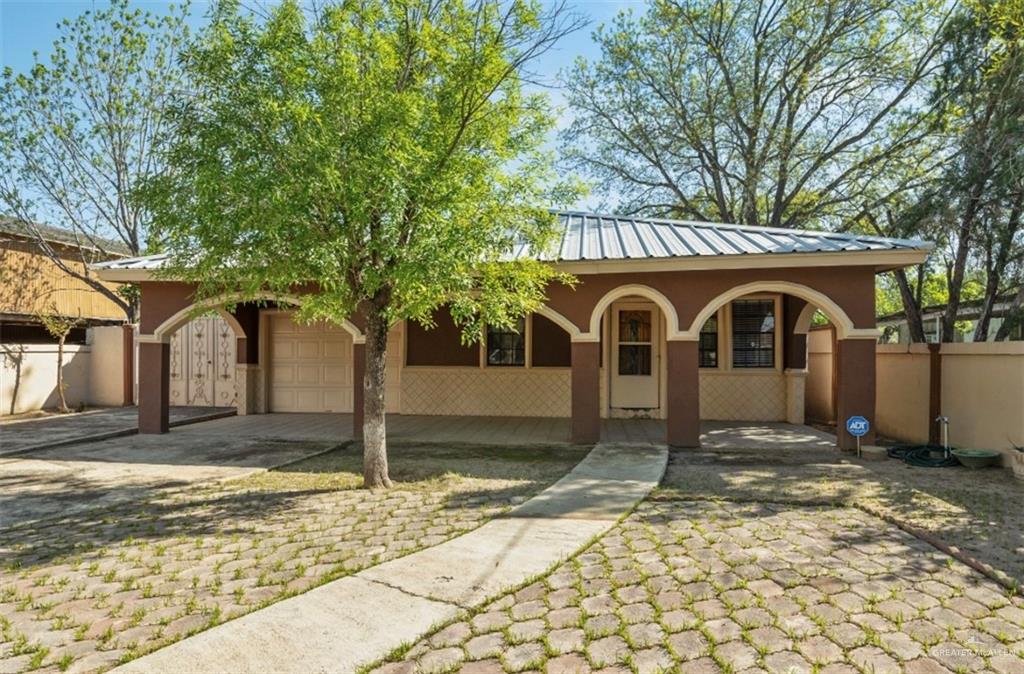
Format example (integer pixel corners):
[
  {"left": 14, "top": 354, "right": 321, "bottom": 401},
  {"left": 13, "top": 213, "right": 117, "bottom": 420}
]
[
  {"left": 137, "top": 291, "right": 367, "bottom": 435},
  {"left": 686, "top": 281, "right": 878, "bottom": 449}
]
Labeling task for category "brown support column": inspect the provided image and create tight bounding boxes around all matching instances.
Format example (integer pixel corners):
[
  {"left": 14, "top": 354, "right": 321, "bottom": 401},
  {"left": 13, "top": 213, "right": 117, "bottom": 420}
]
[
  {"left": 783, "top": 297, "right": 808, "bottom": 370},
  {"left": 667, "top": 340, "right": 701, "bottom": 447},
  {"left": 353, "top": 342, "right": 365, "bottom": 440},
  {"left": 571, "top": 341, "right": 600, "bottom": 444},
  {"left": 927, "top": 343, "right": 942, "bottom": 444},
  {"left": 138, "top": 341, "right": 170, "bottom": 434},
  {"left": 835, "top": 339, "right": 876, "bottom": 449},
  {"left": 122, "top": 325, "right": 135, "bottom": 406}
]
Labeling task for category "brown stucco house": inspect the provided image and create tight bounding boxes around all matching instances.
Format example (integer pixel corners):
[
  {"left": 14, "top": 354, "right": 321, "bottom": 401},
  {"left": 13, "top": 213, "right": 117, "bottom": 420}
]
[{"left": 94, "top": 212, "right": 931, "bottom": 449}]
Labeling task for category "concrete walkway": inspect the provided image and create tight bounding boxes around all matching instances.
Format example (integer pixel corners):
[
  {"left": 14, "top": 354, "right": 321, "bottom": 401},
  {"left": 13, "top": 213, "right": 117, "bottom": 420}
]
[
  {"left": 115, "top": 442, "right": 668, "bottom": 674},
  {"left": 0, "top": 405, "right": 233, "bottom": 456}
]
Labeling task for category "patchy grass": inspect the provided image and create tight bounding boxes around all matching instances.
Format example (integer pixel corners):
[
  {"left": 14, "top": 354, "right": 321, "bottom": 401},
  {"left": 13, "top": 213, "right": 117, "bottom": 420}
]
[
  {"left": 235, "top": 442, "right": 590, "bottom": 495},
  {"left": 0, "top": 443, "right": 589, "bottom": 672},
  {"left": 656, "top": 448, "right": 1024, "bottom": 587}
]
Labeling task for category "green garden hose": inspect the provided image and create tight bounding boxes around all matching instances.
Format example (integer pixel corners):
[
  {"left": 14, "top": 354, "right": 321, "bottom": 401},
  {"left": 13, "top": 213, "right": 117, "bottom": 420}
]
[{"left": 886, "top": 445, "right": 960, "bottom": 468}]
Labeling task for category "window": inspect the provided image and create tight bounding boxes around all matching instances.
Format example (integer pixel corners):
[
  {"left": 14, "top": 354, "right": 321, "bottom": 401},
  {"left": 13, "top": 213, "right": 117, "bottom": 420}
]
[
  {"left": 487, "top": 318, "right": 525, "bottom": 366},
  {"left": 618, "top": 310, "right": 652, "bottom": 375},
  {"left": 699, "top": 315, "right": 718, "bottom": 368},
  {"left": 731, "top": 299, "right": 775, "bottom": 368}
]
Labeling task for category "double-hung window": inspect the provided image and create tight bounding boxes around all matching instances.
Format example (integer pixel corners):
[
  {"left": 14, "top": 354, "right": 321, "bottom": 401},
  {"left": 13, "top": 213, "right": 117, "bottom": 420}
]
[
  {"left": 731, "top": 300, "right": 775, "bottom": 368},
  {"left": 486, "top": 318, "right": 526, "bottom": 366}
]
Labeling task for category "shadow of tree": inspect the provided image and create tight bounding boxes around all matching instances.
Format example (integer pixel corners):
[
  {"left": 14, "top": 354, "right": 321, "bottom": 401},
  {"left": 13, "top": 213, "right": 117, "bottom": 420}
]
[
  {"left": 658, "top": 448, "right": 1024, "bottom": 587},
  {"left": 0, "top": 442, "right": 588, "bottom": 570}
]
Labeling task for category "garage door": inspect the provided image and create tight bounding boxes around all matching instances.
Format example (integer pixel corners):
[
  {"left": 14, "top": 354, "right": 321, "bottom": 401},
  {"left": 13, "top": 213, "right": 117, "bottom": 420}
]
[{"left": 269, "top": 314, "right": 353, "bottom": 412}]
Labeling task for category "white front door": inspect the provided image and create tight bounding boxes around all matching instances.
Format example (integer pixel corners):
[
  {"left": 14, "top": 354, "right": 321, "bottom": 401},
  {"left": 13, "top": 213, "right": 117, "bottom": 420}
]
[{"left": 610, "top": 302, "right": 660, "bottom": 410}]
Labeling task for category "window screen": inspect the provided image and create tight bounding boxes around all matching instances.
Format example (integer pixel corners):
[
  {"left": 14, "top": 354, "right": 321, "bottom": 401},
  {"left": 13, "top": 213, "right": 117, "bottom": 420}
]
[
  {"left": 699, "top": 315, "right": 718, "bottom": 368},
  {"left": 487, "top": 318, "right": 525, "bottom": 366},
  {"left": 731, "top": 300, "right": 775, "bottom": 368}
]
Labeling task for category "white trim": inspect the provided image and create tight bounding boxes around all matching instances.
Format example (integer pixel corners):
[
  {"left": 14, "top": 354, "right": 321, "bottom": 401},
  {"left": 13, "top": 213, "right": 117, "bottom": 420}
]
[
  {"left": 553, "top": 249, "right": 929, "bottom": 275},
  {"left": 585, "top": 284, "right": 687, "bottom": 341},
  {"left": 148, "top": 291, "right": 365, "bottom": 343},
  {"left": 95, "top": 248, "right": 930, "bottom": 283},
  {"left": 684, "top": 281, "right": 878, "bottom": 341},
  {"left": 793, "top": 302, "right": 819, "bottom": 335},
  {"left": 536, "top": 305, "right": 581, "bottom": 340}
]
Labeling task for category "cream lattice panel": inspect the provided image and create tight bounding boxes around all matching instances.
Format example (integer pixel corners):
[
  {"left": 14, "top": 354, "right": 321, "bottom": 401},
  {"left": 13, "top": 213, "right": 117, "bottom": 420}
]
[
  {"left": 401, "top": 368, "right": 571, "bottom": 417},
  {"left": 700, "top": 372, "right": 786, "bottom": 421}
]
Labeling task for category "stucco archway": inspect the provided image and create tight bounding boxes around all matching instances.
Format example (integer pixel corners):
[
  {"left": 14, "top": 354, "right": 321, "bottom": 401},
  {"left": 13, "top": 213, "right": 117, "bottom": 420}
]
[
  {"left": 684, "top": 281, "right": 879, "bottom": 340},
  {"left": 584, "top": 284, "right": 684, "bottom": 341},
  {"left": 145, "top": 291, "right": 365, "bottom": 343}
]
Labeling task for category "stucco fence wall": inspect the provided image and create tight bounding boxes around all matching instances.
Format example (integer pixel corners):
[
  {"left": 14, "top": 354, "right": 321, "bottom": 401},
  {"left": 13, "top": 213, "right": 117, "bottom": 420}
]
[
  {"left": 806, "top": 337, "right": 1024, "bottom": 464},
  {"left": 1, "top": 326, "right": 129, "bottom": 416}
]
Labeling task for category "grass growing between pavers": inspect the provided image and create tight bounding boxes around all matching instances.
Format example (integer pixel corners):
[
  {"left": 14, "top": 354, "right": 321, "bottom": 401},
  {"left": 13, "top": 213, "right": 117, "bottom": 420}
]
[
  {"left": 369, "top": 499, "right": 1024, "bottom": 674},
  {"left": 0, "top": 443, "right": 588, "bottom": 674},
  {"left": 656, "top": 449, "right": 1024, "bottom": 588}
]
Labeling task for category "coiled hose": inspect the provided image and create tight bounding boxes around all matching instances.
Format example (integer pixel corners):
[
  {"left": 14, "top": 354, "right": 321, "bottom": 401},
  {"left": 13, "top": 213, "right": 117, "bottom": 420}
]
[{"left": 886, "top": 445, "right": 960, "bottom": 468}]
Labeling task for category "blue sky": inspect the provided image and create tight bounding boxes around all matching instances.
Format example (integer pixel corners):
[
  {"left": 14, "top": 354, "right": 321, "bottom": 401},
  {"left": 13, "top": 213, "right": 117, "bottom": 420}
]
[
  {"left": 0, "top": 1, "right": 637, "bottom": 103},
  {"left": 1, "top": 0, "right": 640, "bottom": 211}
]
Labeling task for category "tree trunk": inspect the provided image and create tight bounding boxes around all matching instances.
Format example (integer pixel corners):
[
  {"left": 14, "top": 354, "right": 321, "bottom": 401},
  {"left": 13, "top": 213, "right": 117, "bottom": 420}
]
[
  {"left": 894, "top": 267, "right": 928, "bottom": 343},
  {"left": 975, "top": 195, "right": 1023, "bottom": 341},
  {"left": 56, "top": 334, "right": 69, "bottom": 413},
  {"left": 362, "top": 308, "right": 392, "bottom": 489},
  {"left": 995, "top": 285, "right": 1024, "bottom": 341}
]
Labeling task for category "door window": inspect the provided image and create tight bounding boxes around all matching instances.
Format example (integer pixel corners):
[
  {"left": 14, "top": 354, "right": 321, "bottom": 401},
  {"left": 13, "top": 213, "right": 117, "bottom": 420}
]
[{"left": 617, "top": 310, "right": 652, "bottom": 376}]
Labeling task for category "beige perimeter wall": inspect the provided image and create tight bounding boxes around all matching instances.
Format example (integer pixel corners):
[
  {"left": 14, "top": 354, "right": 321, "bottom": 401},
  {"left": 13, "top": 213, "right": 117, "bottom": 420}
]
[
  {"left": 805, "top": 328, "right": 834, "bottom": 423},
  {"left": 1, "top": 344, "right": 92, "bottom": 415},
  {"left": 875, "top": 344, "right": 931, "bottom": 444},
  {"left": 806, "top": 339, "right": 1024, "bottom": 460},
  {"left": 939, "top": 343, "right": 1024, "bottom": 458}
]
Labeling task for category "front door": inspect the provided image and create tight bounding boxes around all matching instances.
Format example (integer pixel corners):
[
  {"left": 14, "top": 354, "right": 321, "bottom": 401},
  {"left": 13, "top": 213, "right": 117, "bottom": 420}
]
[{"left": 610, "top": 302, "right": 660, "bottom": 411}]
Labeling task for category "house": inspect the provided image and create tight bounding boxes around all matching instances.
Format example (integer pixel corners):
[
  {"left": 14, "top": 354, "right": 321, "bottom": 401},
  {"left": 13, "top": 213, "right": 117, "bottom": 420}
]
[
  {"left": 94, "top": 212, "right": 931, "bottom": 449},
  {"left": 1, "top": 218, "right": 132, "bottom": 415},
  {"left": 878, "top": 290, "right": 1023, "bottom": 343},
  {"left": 0, "top": 217, "right": 129, "bottom": 341}
]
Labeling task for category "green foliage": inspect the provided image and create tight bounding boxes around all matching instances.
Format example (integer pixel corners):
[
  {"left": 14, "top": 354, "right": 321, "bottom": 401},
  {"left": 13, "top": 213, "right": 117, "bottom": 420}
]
[
  {"left": 0, "top": 0, "right": 190, "bottom": 321},
  {"left": 561, "top": 0, "right": 948, "bottom": 230},
  {"left": 142, "top": 0, "right": 580, "bottom": 337}
]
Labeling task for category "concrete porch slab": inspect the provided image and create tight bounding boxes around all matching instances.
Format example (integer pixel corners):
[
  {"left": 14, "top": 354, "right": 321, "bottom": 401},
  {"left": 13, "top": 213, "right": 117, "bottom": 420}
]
[{"left": 114, "top": 442, "right": 669, "bottom": 674}]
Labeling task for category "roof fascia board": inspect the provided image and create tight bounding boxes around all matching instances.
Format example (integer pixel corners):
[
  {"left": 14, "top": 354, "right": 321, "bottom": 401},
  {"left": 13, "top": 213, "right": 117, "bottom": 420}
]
[{"left": 94, "top": 248, "right": 928, "bottom": 283}]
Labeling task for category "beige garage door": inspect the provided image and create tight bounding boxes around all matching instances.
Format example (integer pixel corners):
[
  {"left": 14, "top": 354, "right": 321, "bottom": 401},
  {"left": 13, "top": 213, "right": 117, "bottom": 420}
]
[{"left": 269, "top": 314, "right": 353, "bottom": 412}]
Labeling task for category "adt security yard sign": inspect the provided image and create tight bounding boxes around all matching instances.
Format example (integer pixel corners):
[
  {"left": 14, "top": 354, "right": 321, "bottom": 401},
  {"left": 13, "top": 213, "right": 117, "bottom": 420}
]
[
  {"left": 846, "top": 416, "right": 869, "bottom": 437},
  {"left": 846, "top": 416, "right": 869, "bottom": 457}
]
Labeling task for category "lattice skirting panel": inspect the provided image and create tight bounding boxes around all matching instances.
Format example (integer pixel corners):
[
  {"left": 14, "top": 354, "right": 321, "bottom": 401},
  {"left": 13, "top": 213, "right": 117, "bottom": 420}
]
[
  {"left": 400, "top": 368, "right": 571, "bottom": 417},
  {"left": 700, "top": 373, "right": 787, "bottom": 421}
]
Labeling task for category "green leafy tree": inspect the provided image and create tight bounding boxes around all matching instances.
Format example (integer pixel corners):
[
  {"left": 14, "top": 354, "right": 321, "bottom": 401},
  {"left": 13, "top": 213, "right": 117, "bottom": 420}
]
[
  {"left": 0, "top": 0, "right": 190, "bottom": 322},
  {"left": 561, "top": 0, "right": 951, "bottom": 230},
  {"left": 866, "top": 0, "right": 1023, "bottom": 341},
  {"left": 141, "top": 0, "right": 581, "bottom": 488}
]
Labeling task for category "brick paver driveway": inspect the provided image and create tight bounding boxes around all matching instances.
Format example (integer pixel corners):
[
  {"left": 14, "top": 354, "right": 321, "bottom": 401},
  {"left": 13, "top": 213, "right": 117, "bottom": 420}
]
[
  {"left": 0, "top": 442, "right": 587, "bottom": 673},
  {"left": 375, "top": 499, "right": 1024, "bottom": 674},
  {"left": 371, "top": 446, "right": 1024, "bottom": 674}
]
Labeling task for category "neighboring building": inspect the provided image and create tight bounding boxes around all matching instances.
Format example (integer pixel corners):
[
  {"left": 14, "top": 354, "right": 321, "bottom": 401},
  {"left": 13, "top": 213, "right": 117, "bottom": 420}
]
[
  {"left": 0, "top": 217, "right": 130, "bottom": 342},
  {"left": 878, "top": 291, "right": 1023, "bottom": 344},
  {"left": 95, "top": 211, "right": 931, "bottom": 449}
]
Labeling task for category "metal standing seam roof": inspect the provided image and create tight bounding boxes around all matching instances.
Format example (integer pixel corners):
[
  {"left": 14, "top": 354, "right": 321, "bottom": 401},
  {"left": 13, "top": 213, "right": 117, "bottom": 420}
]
[
  {"left": 524, "top": 212, "right": 931, "bottom": 262},
  {"left": 92, "top": 211, "right": 931, "bottom": 272}
]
